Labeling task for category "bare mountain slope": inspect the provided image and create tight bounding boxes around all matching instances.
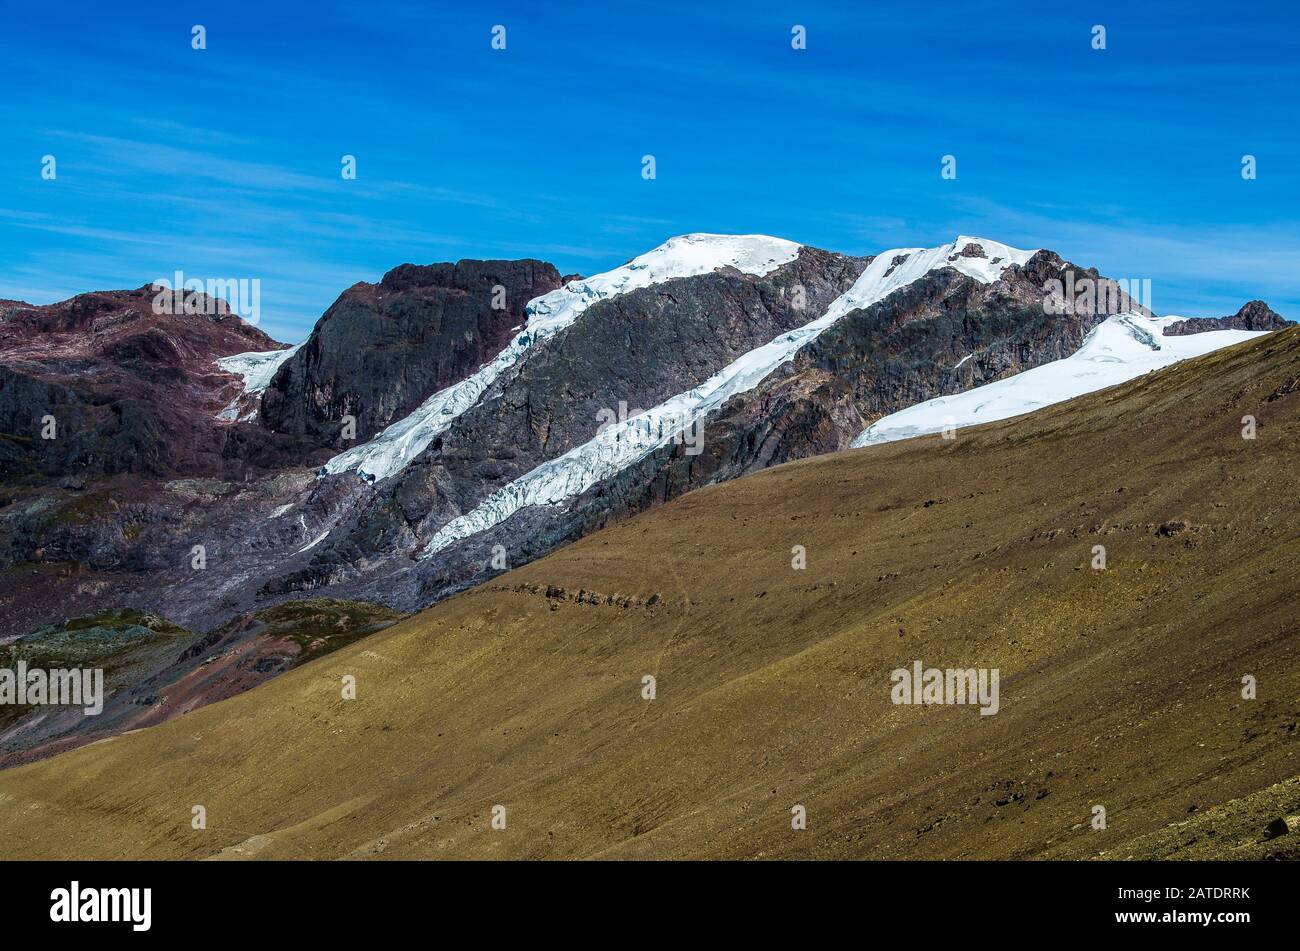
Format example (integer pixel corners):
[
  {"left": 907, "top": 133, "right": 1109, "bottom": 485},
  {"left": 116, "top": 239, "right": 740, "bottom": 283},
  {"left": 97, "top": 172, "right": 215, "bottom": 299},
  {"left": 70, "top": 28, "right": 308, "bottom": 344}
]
[{"left": 0, "top": 328, "right": 1296, "bottom": 860}]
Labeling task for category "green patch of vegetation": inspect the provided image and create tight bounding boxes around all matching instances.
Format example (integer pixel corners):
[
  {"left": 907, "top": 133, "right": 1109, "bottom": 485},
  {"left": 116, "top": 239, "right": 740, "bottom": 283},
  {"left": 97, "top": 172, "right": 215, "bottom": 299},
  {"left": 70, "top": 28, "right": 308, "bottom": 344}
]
[
  {"left": 50, "top": 492, "right": 116, "bottom": 526},
  {"left": 0, "top": 610, "right": 194, "bottom": 731},
  {"left": 57, "top": 609, "right": 188, "bottom": 637},
  {"left": 4, "top": 610, "right": 190, "bottom": 670},
  {"left": 249, "top": 598, "right": 405, "bottom": 660}
]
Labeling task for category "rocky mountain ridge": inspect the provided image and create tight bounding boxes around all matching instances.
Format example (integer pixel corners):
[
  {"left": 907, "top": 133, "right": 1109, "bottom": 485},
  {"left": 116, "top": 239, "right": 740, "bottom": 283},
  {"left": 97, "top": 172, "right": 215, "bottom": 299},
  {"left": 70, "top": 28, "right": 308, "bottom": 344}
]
[{"left": 0, "top": 232, "right": 1291, "bottom": 764}]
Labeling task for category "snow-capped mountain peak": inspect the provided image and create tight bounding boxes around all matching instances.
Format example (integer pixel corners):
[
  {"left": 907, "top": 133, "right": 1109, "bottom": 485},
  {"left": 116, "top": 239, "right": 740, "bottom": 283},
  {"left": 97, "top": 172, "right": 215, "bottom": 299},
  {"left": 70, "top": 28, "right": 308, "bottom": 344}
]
[
  {"left": 824, "top": 236, "right": 1036, "bottom": 321},
  {"left": 518, "top": 232, "right": 801, "bottom": 336},
  {"left": 417, "top": 235, "right": 1041, "bottom": 556},
  {"left": 320, "top": 233, "right": 803, "bottom": 482}
]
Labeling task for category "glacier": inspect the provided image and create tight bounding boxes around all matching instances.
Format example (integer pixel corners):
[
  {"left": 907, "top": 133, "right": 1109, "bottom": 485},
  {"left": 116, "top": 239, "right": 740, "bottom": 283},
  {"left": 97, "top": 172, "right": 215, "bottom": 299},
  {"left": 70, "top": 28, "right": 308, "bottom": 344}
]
[
  {"left": 321, "top": 233, "right": 803, "bottom": 482},
  {"left": 850, "top": 313, "right": 1269, "bottom": 447},
  {"left": 419, "top": 236, "right": 1035, "bottom": 556},
  {"left": 215, "top": 343, "right": 303, "bottom": 421}
]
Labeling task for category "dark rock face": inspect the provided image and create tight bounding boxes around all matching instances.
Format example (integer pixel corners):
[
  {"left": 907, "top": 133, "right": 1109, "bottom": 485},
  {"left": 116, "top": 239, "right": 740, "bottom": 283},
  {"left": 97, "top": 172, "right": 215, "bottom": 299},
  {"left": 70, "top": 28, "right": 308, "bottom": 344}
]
[
  {"left": 800, "top": 254, "right": 1109, "bottom": 423},
  {"left": 394, "top": 254, "right": 1128, "bottom": 606},
  {"left": 417, "top": 248, "right": 864, "bottom": 493},
  {"left": 267, "top": 251, "right": 1137, "bottom": 613},
  {"left": 1163, "top": 300, "right": 1293, "bottom": 336},
  {"left": 0, "top": 288, "right": 316, "bottom": 480},
  {"left": 259, "top": 260, "right": 563, "bottom": 447},
  {"left": 580, "top": 254, "right": 1120, "bottom": 522},
  {"left": 268, "top": 248, "right": 870, "bottom": 587}
]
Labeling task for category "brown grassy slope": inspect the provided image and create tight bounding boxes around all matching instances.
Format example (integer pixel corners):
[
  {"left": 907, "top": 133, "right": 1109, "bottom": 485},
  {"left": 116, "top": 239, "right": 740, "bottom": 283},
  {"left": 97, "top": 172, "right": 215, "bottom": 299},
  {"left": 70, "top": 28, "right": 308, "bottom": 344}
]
[
  {"left": 0, "top": 329, "right": 1297, "bottom": 860},
  {"left": 1110, "top": 776, "right": 1300, "bottom": 860}
]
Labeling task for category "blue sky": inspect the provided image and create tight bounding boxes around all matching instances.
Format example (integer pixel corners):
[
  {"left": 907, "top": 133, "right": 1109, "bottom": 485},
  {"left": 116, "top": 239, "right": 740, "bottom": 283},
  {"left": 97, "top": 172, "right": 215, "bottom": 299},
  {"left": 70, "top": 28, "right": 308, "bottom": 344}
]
[{"left": 2, "top": 0, "right": 1297, "bottom": 343}]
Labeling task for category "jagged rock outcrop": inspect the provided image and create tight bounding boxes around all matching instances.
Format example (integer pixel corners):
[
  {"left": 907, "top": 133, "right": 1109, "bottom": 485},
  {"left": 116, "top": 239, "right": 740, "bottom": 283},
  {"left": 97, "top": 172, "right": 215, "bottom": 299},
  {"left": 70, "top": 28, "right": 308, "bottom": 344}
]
[
  {"left": 1163, "top": 300, "right": 1293, "bottom": 336},
  {"left": 259, "top": 260, "right": 564, "bottom": 446},
  {"left": 266, "top": 247, "right": 870, "bottom": 590},
  {"left": 393, "top": 253, "right": 1134, "bottom": 602},
  {"left": 0, "top": 287, "right": 315, "bottom": 479},
  {"left": 268, "top": 247, "right": 1164, "bottom": 610}
]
